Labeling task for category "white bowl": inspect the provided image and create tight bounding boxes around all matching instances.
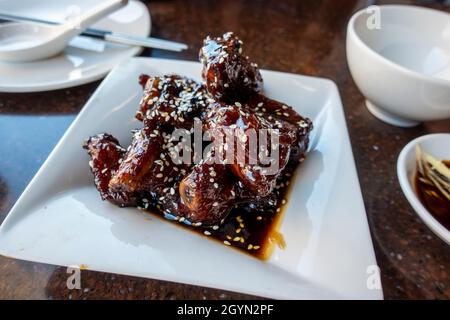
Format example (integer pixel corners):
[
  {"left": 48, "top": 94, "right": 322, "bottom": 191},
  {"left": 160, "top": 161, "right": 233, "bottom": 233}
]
[
  {"left": 347, "top": 5, "right": 450, "bottom": 127},
  {"left": 397, "top": 133, "right": 450, "bottom": 244}
]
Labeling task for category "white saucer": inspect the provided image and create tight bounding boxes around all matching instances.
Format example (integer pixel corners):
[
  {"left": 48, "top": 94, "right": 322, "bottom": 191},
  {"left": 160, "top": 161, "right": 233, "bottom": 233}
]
[{"left": 0, "top": 0, "right": 151, "bottom": 92}]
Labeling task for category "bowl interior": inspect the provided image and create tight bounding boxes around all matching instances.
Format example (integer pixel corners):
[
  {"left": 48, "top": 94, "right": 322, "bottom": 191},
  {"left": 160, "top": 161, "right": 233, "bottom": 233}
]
[{"left": 353, "top": 6, "right": 450, "bottom": 82}]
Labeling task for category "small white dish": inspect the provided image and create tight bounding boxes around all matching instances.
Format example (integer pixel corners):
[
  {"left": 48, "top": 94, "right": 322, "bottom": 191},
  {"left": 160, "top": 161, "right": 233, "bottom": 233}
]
[
  {"left": 347, "top": 5, "right": 450, "bottom": 127},
  {"left": 397, "top": 133, "right": 450, "bottom": 244},
  {"left": 0, "top": 0, "right": 150, "bottom": 92},
  {"left": 0, "top": 57, "right": 381, "bottom": 299}
]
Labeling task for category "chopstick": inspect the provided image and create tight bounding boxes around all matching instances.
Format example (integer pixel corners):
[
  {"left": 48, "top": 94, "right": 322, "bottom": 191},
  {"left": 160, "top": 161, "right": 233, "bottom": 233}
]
[{"left": 0, "top": 12, "right": 188, "bottom": 52}]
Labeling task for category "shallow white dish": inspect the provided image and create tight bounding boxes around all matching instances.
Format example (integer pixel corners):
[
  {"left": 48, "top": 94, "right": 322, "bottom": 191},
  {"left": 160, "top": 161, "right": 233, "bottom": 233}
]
[
  {"left": 397, "top": 133, "right": 450, "bottom": 245},
  {"left": 0, "top": 0, "right": 150, "bottom": 92},
  {"left": 0, "top": 57, "right": 382, "bottom": 299},
  {"left": 347, "top": 5, "right": 450, "bottom": 127}
]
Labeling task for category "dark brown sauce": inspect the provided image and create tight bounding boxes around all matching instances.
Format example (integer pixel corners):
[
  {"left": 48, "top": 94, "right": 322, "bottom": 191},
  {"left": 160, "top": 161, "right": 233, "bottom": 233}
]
[
  {"left": 415, "top": 160, "right": 450, "bottom": 231},
  {"left": 142, "top": 163, "right": 296, "bottom": 260}
]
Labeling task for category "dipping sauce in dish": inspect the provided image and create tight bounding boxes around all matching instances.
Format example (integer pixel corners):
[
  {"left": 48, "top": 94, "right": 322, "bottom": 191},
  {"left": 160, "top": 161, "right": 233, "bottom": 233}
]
[{"left": 415, "top": 156, "right": 450, "bottom": 231}]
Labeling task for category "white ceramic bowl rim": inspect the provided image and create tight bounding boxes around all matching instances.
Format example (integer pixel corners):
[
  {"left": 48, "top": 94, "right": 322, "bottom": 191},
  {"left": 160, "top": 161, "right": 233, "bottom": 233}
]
[
  {"left": 348, "top": 4, "right": 450, "bottom": 88},
  {"left": 397, "top": 133, "right": 450, "bottom": 244}
]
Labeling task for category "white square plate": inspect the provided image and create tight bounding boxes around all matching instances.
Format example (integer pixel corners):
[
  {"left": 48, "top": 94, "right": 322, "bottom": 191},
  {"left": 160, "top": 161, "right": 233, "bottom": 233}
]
[{"left": 0, "top": 58, "right": 382, "bottom": 299}]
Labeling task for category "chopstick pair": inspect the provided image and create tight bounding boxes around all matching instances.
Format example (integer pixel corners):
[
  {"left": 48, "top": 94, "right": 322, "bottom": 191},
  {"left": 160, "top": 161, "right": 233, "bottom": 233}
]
[{"left": 0, "top": 12, "right": 188, "bottom": 52}]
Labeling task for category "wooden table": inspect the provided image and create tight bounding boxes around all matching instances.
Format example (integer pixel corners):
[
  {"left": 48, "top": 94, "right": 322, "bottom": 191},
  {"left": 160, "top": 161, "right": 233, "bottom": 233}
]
[{"left": 0, "top": 0, "right": 448, "bottom": 299}]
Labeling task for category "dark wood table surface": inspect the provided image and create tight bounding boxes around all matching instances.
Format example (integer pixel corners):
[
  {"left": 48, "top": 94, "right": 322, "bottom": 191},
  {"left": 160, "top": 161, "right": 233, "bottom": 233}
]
[{"left": 0, "top": 0, "right": 449, "bottom": 300}]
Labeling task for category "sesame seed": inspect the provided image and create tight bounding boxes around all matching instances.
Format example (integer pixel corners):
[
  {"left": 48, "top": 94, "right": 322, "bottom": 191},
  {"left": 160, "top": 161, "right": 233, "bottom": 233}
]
[
  {"left": 247, "top": 244, "right": 253, "bottom": 250},
  {"left": 204, "top": 230, "right": 211, "bottom": 236},
  {"left": 223, "top": 241, "right": 231, "bottom": 246},
  {"left": 299, "top": 120, "right": 309, "bottom": 128},
  {"left": 212, "top": 202, "right": 219, "bottom": 207},
  {"left": 156, "top": 173, "right": 163, "bottom": 178},
  {"left": 256, "top": 216, "right": 262, "bottom": 221},
  {"left": 212, "top": 225, "right": 219, "bottom": 230}
]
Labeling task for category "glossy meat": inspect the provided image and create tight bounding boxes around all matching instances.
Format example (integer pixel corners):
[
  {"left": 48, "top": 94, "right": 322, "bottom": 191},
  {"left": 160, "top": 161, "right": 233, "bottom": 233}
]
[
  {"left": 83, "top": 134, "right": 136, "bottom": 207},
  {"left": 200, "top": 32, "right": 263, "bottom": 102},
  {"left": 179, "top": 161, "right": 237, "bottom": 225},
  {"left": 108, "top": 126, "right": 164, "bottom": 194},
  {"left": 203, "top": 95, "right": 312, "bottom": 197},
  {"left": 136, "top": 74, "right": 210, "bottom": 130},
  {"left": 248, "top": 94, "right": 313, "bottom": 162}
]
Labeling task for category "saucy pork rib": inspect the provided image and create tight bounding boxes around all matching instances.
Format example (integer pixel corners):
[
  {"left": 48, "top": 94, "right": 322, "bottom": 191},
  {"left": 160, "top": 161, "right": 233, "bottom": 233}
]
[
  {"left": 179, "top": 161, "right": 237, "bottom": 225},
  {"left": 136, "top": 74, "right": 210, "bottom": 129},
  {"left": 202, "top": 96, "right": 312, "bottom": 197},
  {"left": 110, "top": 73, "right": 210, "bottom": 194},
  {"left": 108, "top": 124, "right": 165, "bottom": 194},
  {"left": 200, "top": 32, "right": 263, "bottom": 103},
  {"left": 83, "top": 134, "right": 136, "bottom": 207}
]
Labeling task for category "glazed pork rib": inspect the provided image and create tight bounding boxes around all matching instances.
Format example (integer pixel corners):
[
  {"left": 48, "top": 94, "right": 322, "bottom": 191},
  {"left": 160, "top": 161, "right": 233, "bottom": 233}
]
[
  {"left": 201, "top": 96, "right": 312, "bottom": 197},
  {"left": 83, "top": 133, "right": 136, "bottom": 207},
  {"left": 179, "top": 161, "right": 238, "bottom": 224},
  {"left": 199, "top": 31, "right": 263, "bottom": 103},
  {"left": 136, "top": 74, "right": 210, "bottom": 129}
]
